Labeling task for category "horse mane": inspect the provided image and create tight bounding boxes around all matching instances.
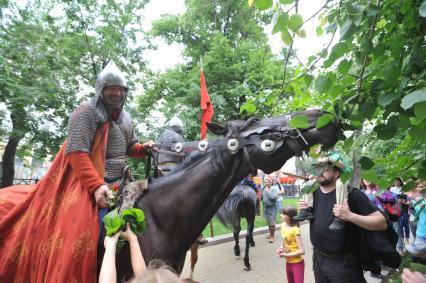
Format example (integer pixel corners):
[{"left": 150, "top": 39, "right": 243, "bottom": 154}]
[
  {"left": 148, "top": 149, "right": 212, "bottom": 190},
  {"left": 171, "top": 149, "right": 211, "bottom": 173}
]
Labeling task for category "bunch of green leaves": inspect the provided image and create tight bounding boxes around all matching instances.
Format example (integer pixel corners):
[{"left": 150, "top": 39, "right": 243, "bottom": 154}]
[
  {"left": 300, "top": 180, "right": 319, "bottom": 195},
  {"left": 103, "top": 208, "right": 145, "bottom": 237}
]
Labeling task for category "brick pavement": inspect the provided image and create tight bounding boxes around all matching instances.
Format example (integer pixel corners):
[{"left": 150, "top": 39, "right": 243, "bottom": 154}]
[{"left": 181, "top": 223, "right": 387, "bottom": 283}]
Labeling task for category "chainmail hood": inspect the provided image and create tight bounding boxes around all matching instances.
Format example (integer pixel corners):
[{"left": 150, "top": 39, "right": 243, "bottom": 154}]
[{"left": 92, "top": 62, "right": 129, "bottom": 124}]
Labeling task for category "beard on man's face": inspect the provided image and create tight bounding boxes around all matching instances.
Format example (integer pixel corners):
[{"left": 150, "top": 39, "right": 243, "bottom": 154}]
[{"left": 319, "top": 175, "right": 335, "bottom": 186}]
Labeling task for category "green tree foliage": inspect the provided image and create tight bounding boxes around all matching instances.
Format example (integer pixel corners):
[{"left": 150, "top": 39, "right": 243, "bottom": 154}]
[
  {"left": 0, "top": 2, "right": 77, "bottom": 187},
  {"left": 0, "top": 0, "right": 150, "bottom": 187},
  {"left": 252, "top": 0, "right": 426, "bottom": 188},
  {"left": 140, "top": 0, "right": 286, "bottom": 140}
]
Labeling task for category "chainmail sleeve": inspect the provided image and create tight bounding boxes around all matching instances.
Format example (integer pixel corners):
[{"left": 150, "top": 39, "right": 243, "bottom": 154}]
[
  {"left": 122, "top": 111, "right": 138, "bottom": 153},
  {"left": 66, "top": 102, "right": 100, "bottom": 154},
  {"left": 127, "top": 129, "right": 138, "bottom": 151}
]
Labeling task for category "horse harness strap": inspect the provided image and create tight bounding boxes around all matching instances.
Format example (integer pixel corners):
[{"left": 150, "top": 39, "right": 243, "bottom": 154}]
[
  {"left": 153, "top": 123, "right": 309, "bottom": 157},
  {"left": 243, "top": 146, "right": 256, "bottom": 172}
]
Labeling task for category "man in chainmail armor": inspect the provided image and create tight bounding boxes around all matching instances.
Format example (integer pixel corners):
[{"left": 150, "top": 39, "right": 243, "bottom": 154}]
[
  {"left": 157, "top": 116, "right": 185, "bottom": 175},
  {"left": 0, "top": 62, "right": 155, "bottom": 282},
  {"left": 66, "top": 62, "right": 154, "bottom": 208}
]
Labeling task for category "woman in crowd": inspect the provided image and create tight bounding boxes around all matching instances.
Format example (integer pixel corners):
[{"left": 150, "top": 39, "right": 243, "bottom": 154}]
[
  {"left": 390, "top": 177, "right": 404, "bottom": 196},
  {"left": 360, "top": 179, "right": 380, "bottom": 205},
  {"left": 262, "top": 177, "right": 280, "bottom": 243},
  {"left": 409, "top": 180, "right": 425, "bottom": 237},
  {"left": 407, "top": 180, "right": 426, "bottom": 260},
  {"left": 361, "top": 179, "right": 385, "bottom": 279}
]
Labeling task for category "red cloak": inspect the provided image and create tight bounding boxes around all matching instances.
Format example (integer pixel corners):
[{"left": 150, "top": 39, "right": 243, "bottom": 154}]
[{"left": 0, "top": 123, "right": 109, "bottom": 283}]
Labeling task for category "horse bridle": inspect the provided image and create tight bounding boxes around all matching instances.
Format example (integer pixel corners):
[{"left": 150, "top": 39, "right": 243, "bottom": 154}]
[{"left": 147, "top": 115, "right": 310, "bottom": 174}]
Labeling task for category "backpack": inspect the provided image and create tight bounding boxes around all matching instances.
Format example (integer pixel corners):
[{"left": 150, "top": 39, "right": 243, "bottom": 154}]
[
  {"left": 348, "top": 189, "right": 401, "bottom": 271},
  {"left": 378, "top": 190, "right": 400, "bottom": 221},
  {"left": 383, "top": 202, "right": 401, "bottom": 222}
]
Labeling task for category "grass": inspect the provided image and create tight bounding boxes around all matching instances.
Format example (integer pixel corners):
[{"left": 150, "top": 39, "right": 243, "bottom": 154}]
[
  {"left": 386, "top": 255, "right": 426, "bottom": 283},
  {"left": 202, "top": 197, "right": 300, "bottom": 238}
]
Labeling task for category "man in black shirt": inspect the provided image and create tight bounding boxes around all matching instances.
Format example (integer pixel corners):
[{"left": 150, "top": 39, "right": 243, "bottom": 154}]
[{"left": 300, "top": 163, "right": 387, "bottom": 282}]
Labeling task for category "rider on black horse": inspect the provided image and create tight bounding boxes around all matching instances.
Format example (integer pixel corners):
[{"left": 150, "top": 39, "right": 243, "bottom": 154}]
[{"left": 157, "top": 116, "right": 208, "bottom": 245}]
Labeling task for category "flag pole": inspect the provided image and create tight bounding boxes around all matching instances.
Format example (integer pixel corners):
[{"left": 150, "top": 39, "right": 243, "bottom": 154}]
[{"left": 200, "top": 56, "right": 214, "bottom": 237}]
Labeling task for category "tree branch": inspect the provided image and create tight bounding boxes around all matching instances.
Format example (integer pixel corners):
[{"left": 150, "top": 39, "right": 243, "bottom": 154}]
[
  {"left": 351, "top": 0, "right": 382, "bottom": 114},
  {"left": 357, "top": 0, "right": 382, "bottom": 94},
  {"left": 296, "top": 0, "right": 330, "bottom": 32}
]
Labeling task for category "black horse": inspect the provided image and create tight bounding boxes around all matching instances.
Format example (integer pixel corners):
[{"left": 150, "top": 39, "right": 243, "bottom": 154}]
[
  {"left": 112, "top": 109, "right": 341, "bottom": 280},
  {"left": 216, "top": 185, "right": 257, "bottom": 271}
]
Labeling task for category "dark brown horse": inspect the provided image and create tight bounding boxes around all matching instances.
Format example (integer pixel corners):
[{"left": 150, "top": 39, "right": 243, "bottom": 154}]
[
  {"left": 112, "top": 109, "right": 341, "bottom": 280},
  {"left": 216, "top": 185, "right": 257, "bottom": 271}
]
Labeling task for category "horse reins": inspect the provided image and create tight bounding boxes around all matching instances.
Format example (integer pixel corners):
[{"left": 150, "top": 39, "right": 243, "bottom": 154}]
[{"left": 149, "top": 116, "right": 310, "bottom": 171}]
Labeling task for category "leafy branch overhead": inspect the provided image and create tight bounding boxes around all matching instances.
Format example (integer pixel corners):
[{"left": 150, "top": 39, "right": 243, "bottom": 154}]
[{"left": 250, "top": 0, "right": 426, "bottom": 185}]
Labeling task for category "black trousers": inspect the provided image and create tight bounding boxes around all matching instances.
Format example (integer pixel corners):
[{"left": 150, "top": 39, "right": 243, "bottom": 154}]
[{"left": 313, "top": 250, "right": 366, "bottom": 283}]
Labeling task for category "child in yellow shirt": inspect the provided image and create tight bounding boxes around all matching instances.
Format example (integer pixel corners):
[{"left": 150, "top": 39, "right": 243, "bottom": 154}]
[{"left": 276, "top": 207, "right": 305, "bottom": 283}]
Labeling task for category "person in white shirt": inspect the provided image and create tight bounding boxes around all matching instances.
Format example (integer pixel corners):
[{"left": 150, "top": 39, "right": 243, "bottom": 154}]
[{"left": 390, "top": 177, "right": 404, "bottom": 196}]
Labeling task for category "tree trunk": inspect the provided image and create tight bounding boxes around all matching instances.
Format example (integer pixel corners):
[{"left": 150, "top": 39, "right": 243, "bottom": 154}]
[
  {"left": 349, "top": 129, "right": 362, "bottom": 189},
  {"left": 1, "top": 112, "right": 25, "bottom": 188},
  {"left": 1, "top": 136, "right": 21, "bottom": 188},
  {"left": 349, "top": 149, "right": 362, "bottom": 189}
]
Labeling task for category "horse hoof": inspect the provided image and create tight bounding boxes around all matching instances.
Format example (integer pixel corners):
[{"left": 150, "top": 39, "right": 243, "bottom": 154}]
[
  {"left": 250, "top": 241, "right": 255, "bottom": 247},
  {"left": 244, "top": 266, "right": 251, "bottom": 271},
  {"left": 234, "top": 247, "right": 240, "bottom": 256}
]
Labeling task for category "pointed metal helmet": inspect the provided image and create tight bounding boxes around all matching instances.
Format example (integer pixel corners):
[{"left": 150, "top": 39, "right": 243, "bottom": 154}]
[
  {"left": 95, "top": 62, "right": 128, "bottom": 97},
  {"left": 168, "top": 116, "right": 183, "bottom": 128}
]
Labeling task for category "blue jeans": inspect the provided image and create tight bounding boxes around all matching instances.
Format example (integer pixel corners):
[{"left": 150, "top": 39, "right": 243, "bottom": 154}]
[
  {"left": 276, "top": 198, "right": 283, "bottom": 212},
  {"left": 399, "top": 212, "right": 410, "bottom": 238}
]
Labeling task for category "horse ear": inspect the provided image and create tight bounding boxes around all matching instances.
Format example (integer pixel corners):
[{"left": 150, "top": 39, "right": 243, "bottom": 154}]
[{"left": 207, "top": 122, "right": 227, "bottom": 135}]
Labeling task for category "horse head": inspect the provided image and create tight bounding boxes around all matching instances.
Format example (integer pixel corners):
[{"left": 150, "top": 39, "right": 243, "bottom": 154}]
[
  {"left": 207, "top": 109, "right": 341, "bottom": 174},
  {"left": 115, "top": 109, "right": 342, "bottom": 278}
]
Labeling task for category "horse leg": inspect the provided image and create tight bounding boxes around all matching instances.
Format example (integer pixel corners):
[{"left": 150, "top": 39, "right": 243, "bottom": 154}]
[
  {"left": 248, "top": 217, "right": 255, "bottom": 247},
  {"left": 244, "top": 216, "right": 255, "bottom": 271},
  {"left": 233, "top": 223, "right": 241, "bottom": 257},
  {"left": 189, "top": 243, "right": 199, "bottom": 280},
  {"left": 244, "top": 235, "right": 251, "bottom": 271}
]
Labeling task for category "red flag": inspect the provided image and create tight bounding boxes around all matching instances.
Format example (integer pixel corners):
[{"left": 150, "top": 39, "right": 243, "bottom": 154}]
[{"left": 200, "top": 70, "right": 214, "bottom": 140}]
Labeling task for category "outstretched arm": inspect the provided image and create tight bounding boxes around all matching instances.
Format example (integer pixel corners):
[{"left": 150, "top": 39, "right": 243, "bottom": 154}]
[
  {"left": 122, "top": 223, "right": 146, "bottom": 277},
  {"left": 127, "top": 141, "right": 157, "bottom": 158},
  {"left": 99, "top": 232, "right": 121, "bottom": 283}
]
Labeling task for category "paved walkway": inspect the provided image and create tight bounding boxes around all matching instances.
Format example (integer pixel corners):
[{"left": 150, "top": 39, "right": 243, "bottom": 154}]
[{"left": 181, "top": 223, "right": 388, "bottom": 282}]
